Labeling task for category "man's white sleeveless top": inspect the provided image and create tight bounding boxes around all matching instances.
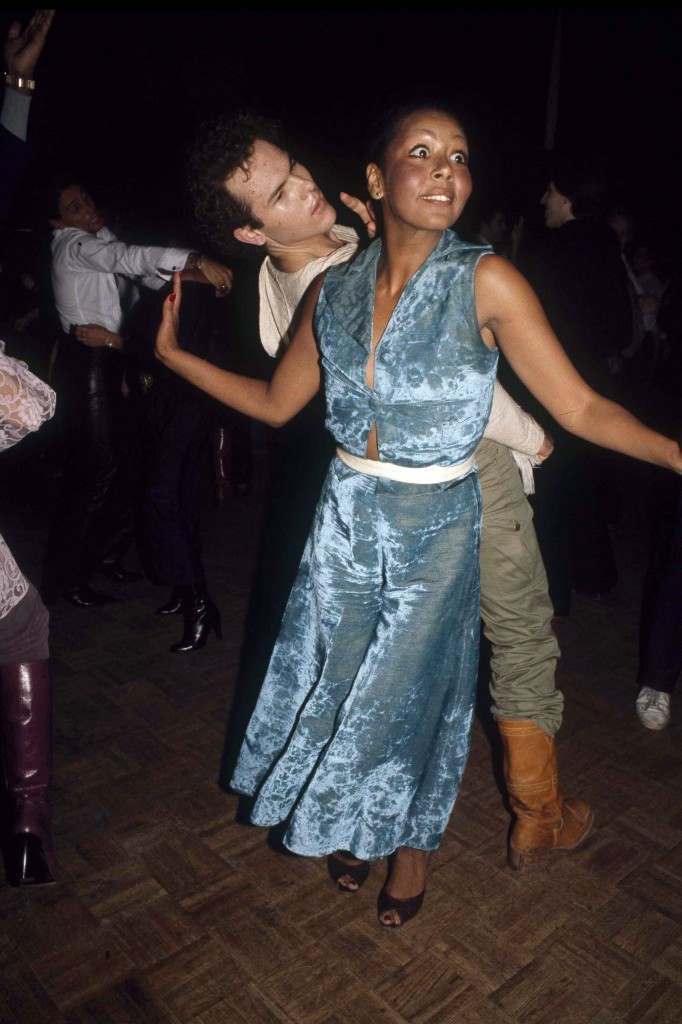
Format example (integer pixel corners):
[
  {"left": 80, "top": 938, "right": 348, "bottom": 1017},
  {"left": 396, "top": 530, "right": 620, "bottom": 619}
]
[{"left": 258, "top": 225, "right": 359, "bottom": 357}]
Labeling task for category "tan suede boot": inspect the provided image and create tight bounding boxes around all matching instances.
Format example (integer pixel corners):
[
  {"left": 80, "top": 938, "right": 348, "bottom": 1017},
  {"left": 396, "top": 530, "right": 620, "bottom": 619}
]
[{"left": 498, "top": 719, "right": 594, "bottom": 871}]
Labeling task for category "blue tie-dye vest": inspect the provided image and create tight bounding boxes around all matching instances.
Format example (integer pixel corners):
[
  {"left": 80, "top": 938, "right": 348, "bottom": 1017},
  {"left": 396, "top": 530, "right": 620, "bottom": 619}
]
[{"left": 314, "top": 229, "right": 499, "bottom": 468}]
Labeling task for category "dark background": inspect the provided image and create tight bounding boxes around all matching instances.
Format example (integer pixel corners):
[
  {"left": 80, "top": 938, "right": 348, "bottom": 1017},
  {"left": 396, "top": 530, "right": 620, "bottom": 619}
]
[{"left": 3, "top": 6, "right": 681, "bottom": 251}]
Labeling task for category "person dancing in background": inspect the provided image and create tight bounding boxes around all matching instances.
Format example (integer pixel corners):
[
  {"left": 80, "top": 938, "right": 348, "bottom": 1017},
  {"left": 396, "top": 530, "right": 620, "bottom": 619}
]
[
  {"left": 156, "top": 104, "right": 682, "bottom": 927},
  {"left": 43, "top": 179, "right": 232, "bottom": 609},
  {"left": 123, "top": 277, "right": 227, "bottom": 652}
]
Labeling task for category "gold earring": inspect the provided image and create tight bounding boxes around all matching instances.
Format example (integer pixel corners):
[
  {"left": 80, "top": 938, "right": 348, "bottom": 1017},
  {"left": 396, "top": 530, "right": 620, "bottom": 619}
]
[{"left": 372, "top": 191, "right": 383, "bottom": 200}]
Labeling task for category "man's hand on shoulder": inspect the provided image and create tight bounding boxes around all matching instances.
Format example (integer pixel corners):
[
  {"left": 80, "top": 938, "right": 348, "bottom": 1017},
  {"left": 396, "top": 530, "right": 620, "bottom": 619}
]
[
  {"left": 537, "top": 431, "right": 554, "bottom": 462},
  {"left": 340, "top": 193, "right": 376, "bottom": 239}
]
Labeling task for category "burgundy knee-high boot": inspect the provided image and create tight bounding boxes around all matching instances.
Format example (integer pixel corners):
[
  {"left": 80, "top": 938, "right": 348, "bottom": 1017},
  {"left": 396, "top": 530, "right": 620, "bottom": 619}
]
[{"left": 0, "top": 661, "right": 55, "bottom": 885}]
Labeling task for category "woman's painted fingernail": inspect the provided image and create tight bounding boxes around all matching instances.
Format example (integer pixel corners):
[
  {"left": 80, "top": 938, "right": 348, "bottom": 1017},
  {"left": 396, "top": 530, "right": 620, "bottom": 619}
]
[{"left": 169, "top": 293, "right": 176, "bottom": 304}]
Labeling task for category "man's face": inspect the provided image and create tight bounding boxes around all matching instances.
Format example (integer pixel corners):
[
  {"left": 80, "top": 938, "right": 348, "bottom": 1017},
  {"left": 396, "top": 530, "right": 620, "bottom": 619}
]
[
  {"left": 541, "top": 181, "right": 572, "bottom": 230},
  {"left": 226, "top": 140, "right": 336, "bottom": 247},
  {"left": 53, "top": 185, "right": 105, "bottom": 233}
]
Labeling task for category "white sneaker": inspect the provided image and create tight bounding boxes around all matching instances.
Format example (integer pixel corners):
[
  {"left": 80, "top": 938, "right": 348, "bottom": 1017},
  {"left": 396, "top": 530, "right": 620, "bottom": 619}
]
[{"left": 635, "top": 687, "right": 671, "bottom": 730}]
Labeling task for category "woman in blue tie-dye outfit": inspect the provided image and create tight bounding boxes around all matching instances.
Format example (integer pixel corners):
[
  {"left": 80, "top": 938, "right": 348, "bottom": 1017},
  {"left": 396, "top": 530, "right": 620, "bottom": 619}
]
[{"left": 156, "top": 105, "right": 682, "bottom": 927}]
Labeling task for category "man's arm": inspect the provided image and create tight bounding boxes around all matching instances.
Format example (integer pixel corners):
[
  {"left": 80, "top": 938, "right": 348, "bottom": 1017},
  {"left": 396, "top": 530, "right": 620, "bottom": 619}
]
[
  {"left": 1, "top": 8, "right": 55, "bottom": 140},
  {"left": 62, "top": 233, "right": 191, "bottom": 280},
  {"left": 63, "top": 234, "right": 233, "bottom": 294},
  {"left": 0, "top": 9, "right": 55, "bottom": 217}
]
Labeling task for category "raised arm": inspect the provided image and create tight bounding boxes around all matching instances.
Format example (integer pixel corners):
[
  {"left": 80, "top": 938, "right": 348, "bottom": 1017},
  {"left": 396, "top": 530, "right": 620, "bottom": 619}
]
[
  {"left": 155, "top": 272, "right": 322, "bottom": 427},
  {"left": 476, "top": 255, "right": 682, "bottom": 474},
  {"left": 4, "top": 9, "right": 55, "bottom": 83},
  {"left": 63, "top": 233, "right": 191, "bottom": 281}
]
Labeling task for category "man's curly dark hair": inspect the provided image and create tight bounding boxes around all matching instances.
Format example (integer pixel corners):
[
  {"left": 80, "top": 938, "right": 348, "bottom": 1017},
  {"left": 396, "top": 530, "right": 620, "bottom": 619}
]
[{"left": 187, "top": 111, "right": 282, "bottom": 257}]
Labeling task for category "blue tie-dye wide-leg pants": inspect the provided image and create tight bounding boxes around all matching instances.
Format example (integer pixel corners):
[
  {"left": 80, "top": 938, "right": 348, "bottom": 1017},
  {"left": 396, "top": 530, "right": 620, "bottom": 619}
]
[{"left": 230, "top": 456, "right": 482, "bottom": 860}]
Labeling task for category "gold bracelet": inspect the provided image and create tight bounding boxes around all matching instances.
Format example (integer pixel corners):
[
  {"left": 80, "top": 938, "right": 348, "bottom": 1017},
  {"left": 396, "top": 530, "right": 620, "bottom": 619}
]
[
  {"left": 185, "top": 251, "right": 204, "bottom": 274},
  {"left": 3, "top": 72, "right": 36, "bottom": 92}
]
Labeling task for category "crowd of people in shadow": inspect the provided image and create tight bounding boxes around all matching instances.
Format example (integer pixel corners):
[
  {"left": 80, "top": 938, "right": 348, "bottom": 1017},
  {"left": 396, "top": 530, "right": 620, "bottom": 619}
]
[{"left": 0, "top": 12, "right": 679, "bottom": 932}]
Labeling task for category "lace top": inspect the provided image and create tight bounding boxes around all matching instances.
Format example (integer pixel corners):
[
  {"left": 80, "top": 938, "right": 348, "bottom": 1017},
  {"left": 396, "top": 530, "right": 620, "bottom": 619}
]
[{"left": 0, "top": 340, "right": 56, "bottom": 618}]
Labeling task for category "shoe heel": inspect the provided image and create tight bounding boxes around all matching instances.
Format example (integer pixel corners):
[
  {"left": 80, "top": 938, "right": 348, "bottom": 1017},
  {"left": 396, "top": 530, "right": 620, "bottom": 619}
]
[{"left": 6, "top": 834, "right": 55, "bottom": 886}]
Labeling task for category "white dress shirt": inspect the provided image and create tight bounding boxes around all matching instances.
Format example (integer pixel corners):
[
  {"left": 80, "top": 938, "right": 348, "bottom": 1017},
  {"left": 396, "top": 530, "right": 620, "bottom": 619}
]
[
  {"left": 0, "top": 86, "right": 32, "bottom": 141},
  {"left": 50, "top": 226, "right": 190, "bottom": 334}
]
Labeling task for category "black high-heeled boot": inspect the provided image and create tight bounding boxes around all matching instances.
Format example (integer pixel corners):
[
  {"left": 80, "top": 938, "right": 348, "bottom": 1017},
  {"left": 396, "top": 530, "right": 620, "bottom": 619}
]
[
  {"left": 170, "top": 586, "right": 222, "bottom": 653},
  {"left": 155, "top": 587, "right": 185, "bottom": 616},
  {"left": 0, "top": 661, "right": 56, "bottom": 886}
]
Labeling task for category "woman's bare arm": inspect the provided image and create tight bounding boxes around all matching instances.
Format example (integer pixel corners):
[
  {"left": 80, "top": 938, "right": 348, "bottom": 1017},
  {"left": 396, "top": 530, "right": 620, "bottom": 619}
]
[
  {"left": 476, "top": 255, "right": 682, "bottom": 474},
  {"left": 155, "top": 272, "right": 322, "bottom": 427}
]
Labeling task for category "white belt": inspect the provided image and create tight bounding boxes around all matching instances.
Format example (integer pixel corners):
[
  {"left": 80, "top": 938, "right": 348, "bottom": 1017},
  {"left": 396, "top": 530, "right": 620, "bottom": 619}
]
[{"left": 336, "top": 448, "right": 476, "bottom": 484}]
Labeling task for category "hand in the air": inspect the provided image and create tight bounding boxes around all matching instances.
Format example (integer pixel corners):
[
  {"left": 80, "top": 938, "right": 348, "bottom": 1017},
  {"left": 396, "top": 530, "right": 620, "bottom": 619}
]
[{"left": 4, "top": 9, "right": 55, "bottom": 79}]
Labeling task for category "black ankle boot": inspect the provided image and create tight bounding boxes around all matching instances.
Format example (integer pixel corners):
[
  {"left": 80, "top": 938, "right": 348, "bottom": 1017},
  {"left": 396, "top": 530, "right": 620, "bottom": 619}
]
[
  {"left": 155, "top": 587, "right": 185, "bottom": 616},
  {"left": 171, "top": 587, "right": 222, "bottom": 653}
]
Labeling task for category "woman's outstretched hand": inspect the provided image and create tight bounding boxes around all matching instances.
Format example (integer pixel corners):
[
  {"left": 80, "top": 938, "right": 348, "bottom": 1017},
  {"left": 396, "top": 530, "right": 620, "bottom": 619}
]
[{"left": 156, "top": 273, "right": 182, "bottom": 364}]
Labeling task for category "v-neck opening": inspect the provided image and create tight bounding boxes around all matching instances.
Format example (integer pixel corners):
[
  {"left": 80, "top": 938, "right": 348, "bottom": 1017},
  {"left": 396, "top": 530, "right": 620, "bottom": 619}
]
[{"left": 366, "top": 232, "right": 446, "bottom": 390}]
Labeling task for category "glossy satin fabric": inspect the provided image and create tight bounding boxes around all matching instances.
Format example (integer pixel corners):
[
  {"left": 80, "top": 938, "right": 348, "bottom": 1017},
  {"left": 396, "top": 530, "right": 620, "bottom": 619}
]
[
  {"left": 316, "top": 230, "right": 497, "bottom": 467},
  {"left": 231, "top": 230, "right": 498, "bottom": 858}
]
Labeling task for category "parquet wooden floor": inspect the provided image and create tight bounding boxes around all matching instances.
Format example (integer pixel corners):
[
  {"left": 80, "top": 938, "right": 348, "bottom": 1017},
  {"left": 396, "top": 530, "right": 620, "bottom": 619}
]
[{"left": 1, "top": 469, "right": 681, "bottom": 1024}]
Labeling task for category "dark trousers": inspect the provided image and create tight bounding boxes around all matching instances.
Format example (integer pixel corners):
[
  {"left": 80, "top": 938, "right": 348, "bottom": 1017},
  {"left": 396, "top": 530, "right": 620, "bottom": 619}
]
[
  {"left": 43, "top": 344, "right": 134, "bottom": 593},
  {"left": 638, "top": 481, "right": 682, "bottom": 694},
  {"left": 141, "top": 390, "right": 209, "bottom": 588},
  {"left": 532, "top": 440, "right": 618, "bottom": 616}
]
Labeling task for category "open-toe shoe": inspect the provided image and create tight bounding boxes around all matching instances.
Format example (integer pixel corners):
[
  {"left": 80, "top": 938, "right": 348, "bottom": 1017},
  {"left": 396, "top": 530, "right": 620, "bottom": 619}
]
[
  {"left": 327, "top": 851, "right": 370, "bottom": 892},
  {"left": 377, "top": 886, "right": 425, "bottom": 928}
]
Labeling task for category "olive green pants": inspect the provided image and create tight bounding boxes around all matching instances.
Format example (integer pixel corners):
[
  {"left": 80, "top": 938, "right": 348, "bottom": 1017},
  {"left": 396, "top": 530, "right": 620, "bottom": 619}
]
[{"left": 477, "top": 440, "right": 563, "bottom": 735}]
